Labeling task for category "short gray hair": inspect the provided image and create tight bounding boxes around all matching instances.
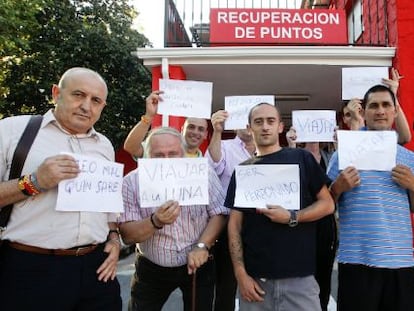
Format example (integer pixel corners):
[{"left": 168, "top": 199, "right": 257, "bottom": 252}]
[{"left": 144, "top": 127, "right": 186, "bottom": 158}]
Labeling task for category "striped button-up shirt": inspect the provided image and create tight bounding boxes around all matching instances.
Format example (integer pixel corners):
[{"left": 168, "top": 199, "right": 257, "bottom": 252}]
[{"left": 119, "top": 166, "right": 228, "bottom": 267}]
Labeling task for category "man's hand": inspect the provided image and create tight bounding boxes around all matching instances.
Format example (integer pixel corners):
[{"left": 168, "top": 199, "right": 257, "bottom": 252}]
[
  {"left": 187, "top": 247, "right": 209, "bottom": 274},
  {"left": 97, "top": 239, "right": 120, "bottom": 282},
  {"left": 286, "top": 126, "right": 297, "bottom": 148},
  {"left": 145, "top": 90, "right": 164, "bottom": 118},
  {"left": 347, "top": 98, "right": 363, "bottom": 119},
  {"left": 259, "top": 205, "right": 290, "bottom": 224},
  {"left": 382, "top": 68, "right": 402, "bottom": 95},
  {"left": 36, "top": 154, "right": 80, "bottom": 190},
  {"left": 237, "top": 273, "right": 265, "bottom": 303},
  {"left": 334, "top": 166, "right": 361, "bottom": 194},
  {"left": 154, "top": 200, "right": 180, "bottom": 226},
  {"left": 211, "top": 110, "right": 228, "bottom": 133},
  {"left": 392, "top": 164, "right": 414, "bottom": 190}
]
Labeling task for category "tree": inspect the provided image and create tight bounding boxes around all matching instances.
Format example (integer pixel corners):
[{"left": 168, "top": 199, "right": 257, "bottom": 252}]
[
  {"left": 0, "top": 0, "right": 44, "bottom": 56},
  {"left": 0, "top": 0, "right": 45, "bottom": 110},
  {"left": 0, "top": 0, "right": 151, "bottom": 148}
]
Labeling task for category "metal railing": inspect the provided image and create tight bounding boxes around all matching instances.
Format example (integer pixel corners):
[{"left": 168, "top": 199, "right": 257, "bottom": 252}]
[{"left": 164, "top": 0, "right": 391, "bottom": 47}]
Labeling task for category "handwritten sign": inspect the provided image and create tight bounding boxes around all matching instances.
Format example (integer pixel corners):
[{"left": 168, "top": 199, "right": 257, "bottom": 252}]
[
  {"left": 224, "top": 95, "right": 275, "bottom": 130},
  {"left": 337, "top": 130, "right": 397, "bottom": 170},
  {"left": 342, "top": 67, "right": 388, "bottom": 100},
  {"left": 56, "top": 153, "right": 124, "bottom": 212},
  {"left": 138, "top": 157, "right": 209, "bottom": 207},
  {"left": 235, "top": 164, "right": 300, "bottom": 210},
  {"left": 158, "top": 79, "right": 213, "bottom": 119},
  {"left": 292, "top": 110, "right": 337, "bottom": 142}
]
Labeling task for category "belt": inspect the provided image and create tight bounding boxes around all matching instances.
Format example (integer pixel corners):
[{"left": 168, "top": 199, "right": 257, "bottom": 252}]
[{"left": 8, "top": 241, "right": 99, "bottom": 256}]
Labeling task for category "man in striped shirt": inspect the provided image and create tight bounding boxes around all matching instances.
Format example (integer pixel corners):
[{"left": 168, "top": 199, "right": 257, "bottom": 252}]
[
  {"left": 119, "top": 127, "right": 227, "bottom": 311},
  {"left": 327, "top": 84, "right": 414, "bottom": 311}
]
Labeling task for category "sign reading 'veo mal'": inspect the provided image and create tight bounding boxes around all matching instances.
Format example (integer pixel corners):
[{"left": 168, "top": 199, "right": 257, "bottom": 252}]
[{"left": 56, "top": 153, "right": 124, "bottom": 213}]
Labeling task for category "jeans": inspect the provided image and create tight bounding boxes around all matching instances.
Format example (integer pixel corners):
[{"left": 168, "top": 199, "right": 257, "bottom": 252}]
[{"left": 238, "top": 276, "right": 321, "bottom": 311}]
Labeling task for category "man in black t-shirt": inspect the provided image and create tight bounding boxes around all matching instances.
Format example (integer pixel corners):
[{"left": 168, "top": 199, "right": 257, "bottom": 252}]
[{"left": 226, "top": 103, "right": 335, "bottom": 311}]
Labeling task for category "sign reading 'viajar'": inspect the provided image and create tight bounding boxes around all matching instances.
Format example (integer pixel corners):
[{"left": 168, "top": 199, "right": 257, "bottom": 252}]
[{"left": 210, "top": 9, "right": 347, "bottom": 44}]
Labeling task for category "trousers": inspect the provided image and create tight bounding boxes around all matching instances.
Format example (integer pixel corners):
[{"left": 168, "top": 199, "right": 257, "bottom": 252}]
[
  {"left": 213, "top": 229, "right": 237, "bottom": 311},
  {"left": 315, "top": 214, "right": 338, "bottom": 311},
  {"left": 0, "top": 242, "right": 121, "bottom": 311},
  {"left": 129, "top": 255, "right": 215, "bottom": 311},
  {"left": 238, "top": 276, "right": 321, "bottom": 311}
]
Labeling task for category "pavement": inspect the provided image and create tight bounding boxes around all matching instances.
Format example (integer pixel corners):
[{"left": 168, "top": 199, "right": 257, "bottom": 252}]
[{"left": 116, "top": 252, "right": 338, "bottom": 311}]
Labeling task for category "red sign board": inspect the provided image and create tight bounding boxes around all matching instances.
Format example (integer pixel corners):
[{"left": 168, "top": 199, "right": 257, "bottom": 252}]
[{"left": 210, "top": 8, "right": 348, "bottom": 44}]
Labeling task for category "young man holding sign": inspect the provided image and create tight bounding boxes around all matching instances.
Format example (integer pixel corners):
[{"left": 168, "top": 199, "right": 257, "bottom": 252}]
[
  {"left": 327, "top": 85, "right": 414, "bottom": 311},
  {"left": 119, "top": 127, "right": 227, "bottom": 311},
  {"left": 0, "top": 68, "right": 122, "bottom": 310},
  {"left": 226, "top": 103, "right": 334, "bottom": 310}
]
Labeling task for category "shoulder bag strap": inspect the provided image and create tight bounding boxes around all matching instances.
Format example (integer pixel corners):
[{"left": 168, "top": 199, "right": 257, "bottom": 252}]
[{"left": 0, "top": 115, "right": 43, "bottom": 229}]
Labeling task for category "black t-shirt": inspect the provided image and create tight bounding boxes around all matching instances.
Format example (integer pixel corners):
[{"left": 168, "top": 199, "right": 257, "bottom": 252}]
[{"left": 225, "top": 147, "right": 329, "bottom": 279}]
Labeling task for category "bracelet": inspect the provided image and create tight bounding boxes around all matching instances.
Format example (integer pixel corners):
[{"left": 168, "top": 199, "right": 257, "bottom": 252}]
[
  {"left": 107, "top": 229, "right": 120, "bottom": 240},
  {"left": 150, "top": 213, "right": 163, "bottom": 230},
  {"left": 30, "top": 172, "right": 46, "bottom": 192},
  {"left": 17, "top": 175, "right": 40, "bottom": 196},
  {"left": 108, "top": 229, "right": 120, "bottom": 235},
  {"left": 141, "top": 115, "right": 152, "bottom": 125}
]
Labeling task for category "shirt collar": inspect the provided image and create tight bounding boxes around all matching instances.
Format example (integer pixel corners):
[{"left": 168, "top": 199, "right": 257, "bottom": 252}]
[{"left": 185, "top": 149, "right": 203, "bottom": 157}]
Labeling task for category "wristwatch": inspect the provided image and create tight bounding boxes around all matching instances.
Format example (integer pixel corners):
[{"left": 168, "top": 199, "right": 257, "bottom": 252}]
[
  {"left": 288, "top": 210, "right": 298, "bottom": 227},
  {"left": 194, "top": 242, "right": 209, "bottom": 251}
]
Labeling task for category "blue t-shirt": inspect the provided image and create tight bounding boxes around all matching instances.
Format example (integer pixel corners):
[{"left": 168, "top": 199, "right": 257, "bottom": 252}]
[{"left": 327, "top": 145, "right": 414, "bottom": 268}]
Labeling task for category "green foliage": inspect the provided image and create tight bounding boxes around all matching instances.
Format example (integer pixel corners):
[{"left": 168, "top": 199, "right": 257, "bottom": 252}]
[
  {"left": 0, "top": 0, "right": 151, "bottom": 148},
  {"left": 0, "top": 0, "right": 43, "bottom": 55}
]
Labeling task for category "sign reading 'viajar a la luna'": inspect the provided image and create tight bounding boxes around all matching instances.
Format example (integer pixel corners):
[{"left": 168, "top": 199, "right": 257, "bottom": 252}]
[{"left": 209, "top": 9, "right": 347, "bottom": 44}]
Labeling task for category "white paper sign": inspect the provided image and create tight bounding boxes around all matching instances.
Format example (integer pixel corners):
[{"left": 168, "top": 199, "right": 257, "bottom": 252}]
[
  {"left": 342, "top": 67, "right": 389, "bottom": 100},
  {"left": 158, "top": 79, "right": 213, "bottom": 119},
  {"left": 224, "top": 95, "right": 275, "bottom": 130},
  {"left": 138, "top": 157, "right": 209, "bottom": 207},
  {"left": 337, "top": 130, "right": 397, "bottom": 171},
  {"left": 56, "top": 153, "right": 124, "bottom": 212},
  {"left": 234, "top": 164, "right": 300, "bottom": 210},
  {"left": 292, "top": 110, "right": 337, "bottom": 142}
]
